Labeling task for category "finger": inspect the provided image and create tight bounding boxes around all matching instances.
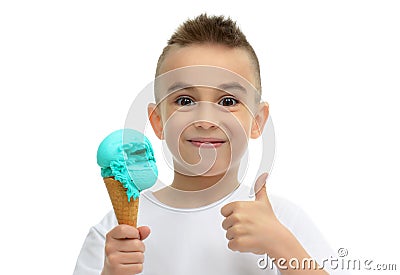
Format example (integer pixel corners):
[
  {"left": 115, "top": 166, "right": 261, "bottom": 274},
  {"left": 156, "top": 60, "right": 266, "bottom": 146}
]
[
  {"left": 221, "top": 213, "right": 240, "bottom": 230},
  {"left": 222, "top": 217, "right": 232, "bottom": 231},
  {"left": 227, "top": 237, "right": 243, "bottom": 252},
  {"left": 226, "top": 228, "right": 234, "bottom": 241},
  {"left": 138, "top": 226, "right": 151, "bottom": 240},
  {"left": 109, "top": 225, "right": 140, "bottom": 240},
  {"left": 117, "top": 239, "right": 145, "bottom": 253},
  {"left": 227, "top": 236, "right": 255, "bottom": 253},
  {"left": 118, "top": 263, "right": 144, "bottom": 274},
  {"left": 226, "top": 224, "right": 247, "bottom": 240},
  {"left": 220, "top": 202, "right": 236, "bottom": 217},
  {"left": 109, "top": 251, "right": 144, "bottom": 265},
  {"left": 254, "top": 173, "right": 268, "bottom": 203}
]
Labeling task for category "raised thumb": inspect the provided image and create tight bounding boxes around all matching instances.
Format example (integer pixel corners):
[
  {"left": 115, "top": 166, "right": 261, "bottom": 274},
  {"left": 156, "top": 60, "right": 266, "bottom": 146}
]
[{"left": 254, "top": 173, "right": 268, "bottom": 202}]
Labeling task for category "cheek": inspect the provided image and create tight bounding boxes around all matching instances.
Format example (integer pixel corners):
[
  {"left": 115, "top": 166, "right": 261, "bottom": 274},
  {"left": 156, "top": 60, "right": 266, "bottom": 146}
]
[
  {"left": 162, "top": 111, "right": 194, "bottom": 155},
  {"left": 220, "top": 113, "right": 252, "bottom": 162},
  {"left": 234, "top": 114, "right": 252, "bottom": 136}
]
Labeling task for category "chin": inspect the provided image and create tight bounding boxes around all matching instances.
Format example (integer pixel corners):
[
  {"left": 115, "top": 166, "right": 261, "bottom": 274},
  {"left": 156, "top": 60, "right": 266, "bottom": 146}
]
[
  {"left": 173, "top": 152, "right": 243, "bottom": 177},
  {"left": 199, "top": 168, "right": 229, "bottom": 177},
  {"left": 193, "top": 160, "right": 236, "bottom": 177}
]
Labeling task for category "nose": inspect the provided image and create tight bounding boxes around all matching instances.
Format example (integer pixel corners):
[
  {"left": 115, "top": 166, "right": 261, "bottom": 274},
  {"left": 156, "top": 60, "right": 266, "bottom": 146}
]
[
  {"left": 192, "top": 101, "right": 221, "bottom": 129},
  {"left": 193, "top": 120, "right": 217, "bottom": 129}
]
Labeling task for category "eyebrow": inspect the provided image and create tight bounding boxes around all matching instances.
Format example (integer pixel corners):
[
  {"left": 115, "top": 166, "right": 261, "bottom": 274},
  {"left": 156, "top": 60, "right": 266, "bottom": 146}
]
[
  {"left": 217, "top": 82, "right": 247, "bottom": 94},
  {"left": 167, "top": 82, "right": 193, "bottom": 93},
  {"left": 167, "top": 81, "right": 247, "bottom": 94}
]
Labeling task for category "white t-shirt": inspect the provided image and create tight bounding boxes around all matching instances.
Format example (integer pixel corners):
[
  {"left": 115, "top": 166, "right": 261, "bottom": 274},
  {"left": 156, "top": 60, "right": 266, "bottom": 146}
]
[{"left": 73, "top": 183, "right": 348, "bottom": 275}]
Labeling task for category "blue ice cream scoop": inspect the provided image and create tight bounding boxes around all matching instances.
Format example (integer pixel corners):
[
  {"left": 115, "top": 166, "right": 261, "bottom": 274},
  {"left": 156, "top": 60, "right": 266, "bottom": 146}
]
[{"left": 97, "top": 129, "right": 158, "bottom": 201}]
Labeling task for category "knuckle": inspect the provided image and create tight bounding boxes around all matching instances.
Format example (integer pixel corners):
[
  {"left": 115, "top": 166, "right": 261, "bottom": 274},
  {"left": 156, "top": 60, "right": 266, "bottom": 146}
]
[
  {"left": 230, "top": 226, "right": 238, "bottom": 236},
  {"left": 136, "top": 252, "right": 145, "bottom": 263},
  {"left": 104, "top": 242, "right": 114, "bottom": 256},
  {"left": 236, "top": 202, "right": 244, "bottom": 209},
  {"left": 228, "top": 240, "right": 237, "bottom": 251},
  {"left": 221, "top": 219, "right": 228, "bottom": 230},
  {"left": 105, "top": 230, "right": 114, "bottom": 242},
  {"left": 231, "top": 213, "right": 241, "bottom": 223},
  {"left": 221, "top": 203, "right": 233, "bottom": 216},
  {"left": 132, "top": 264, "right": 143, "bottom": 274},
  {"left": 133, "top": 239, "right": 145, "bottom": 252},
  {"left": 107, "top": 253, "right": 119, "bottom": 266},
  {"left": 107, "top": 265, "right": 119, "bottom": 275},
  {"left": 119, "top": 224, "right": 133, "bottom": 236},
  {"left": 228, "top": 237, "right": 245, "bottom": 252},
  {"left": 233, "top": 225, "right": 244, "bottom": 235},
  {"left": 220, "top": 205, "right": 227, "bottom": 214}
]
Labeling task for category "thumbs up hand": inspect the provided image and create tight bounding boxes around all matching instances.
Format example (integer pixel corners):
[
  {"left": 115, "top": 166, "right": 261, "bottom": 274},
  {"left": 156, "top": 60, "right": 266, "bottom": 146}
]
[{"left": 221, "top": 173, "right": 286, "bottom": 255}]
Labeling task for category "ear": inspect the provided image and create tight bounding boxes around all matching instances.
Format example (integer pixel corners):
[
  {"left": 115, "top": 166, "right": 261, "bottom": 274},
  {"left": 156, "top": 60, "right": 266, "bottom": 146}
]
[
  {"left": 250, "top": 102, "right": 269, "bottom": 139},
  {"left": 148, "top": 103, "right": 164, "bottom": 140}
]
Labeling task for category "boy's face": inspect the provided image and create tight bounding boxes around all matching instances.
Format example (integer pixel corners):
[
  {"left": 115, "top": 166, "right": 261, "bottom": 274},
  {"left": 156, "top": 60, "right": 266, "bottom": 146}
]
[{"left": 149, "top": 44, "right": 269, "bottom": 177}]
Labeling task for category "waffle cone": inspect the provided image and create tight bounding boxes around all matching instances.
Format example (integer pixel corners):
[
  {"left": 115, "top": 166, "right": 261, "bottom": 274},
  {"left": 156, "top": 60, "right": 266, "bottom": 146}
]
[{"left": 104, "top": 177, "right": 139, "bottom": 227}]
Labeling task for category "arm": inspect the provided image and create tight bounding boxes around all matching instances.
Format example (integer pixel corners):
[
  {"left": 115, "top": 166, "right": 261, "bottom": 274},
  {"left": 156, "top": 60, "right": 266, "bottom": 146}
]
[
  {"left": 221, "top": 175, "right": 328, "bottom": 274},
  {"left": 73, "top": 225, "right": 107, "bottom": 275},
  {"left": 265, "top": 225, "right": 328, "bottom": 274}
]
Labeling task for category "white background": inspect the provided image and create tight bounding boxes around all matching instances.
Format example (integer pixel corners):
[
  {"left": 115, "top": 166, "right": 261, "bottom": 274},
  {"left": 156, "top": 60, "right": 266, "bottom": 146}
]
[{"left": 1, "top": 1, "right": 399, "bottom": 274}]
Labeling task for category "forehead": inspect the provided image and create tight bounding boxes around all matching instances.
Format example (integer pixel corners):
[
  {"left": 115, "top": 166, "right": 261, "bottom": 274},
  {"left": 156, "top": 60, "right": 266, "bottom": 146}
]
[
  {"left": 154, "top": 65, "right": 260, "bottom": 109},
  {"left": 158, "top": 43, "right": 257, "bottom": 87},
  {"left": 155, "top": 44, "right": 260, "bottom": 107}
]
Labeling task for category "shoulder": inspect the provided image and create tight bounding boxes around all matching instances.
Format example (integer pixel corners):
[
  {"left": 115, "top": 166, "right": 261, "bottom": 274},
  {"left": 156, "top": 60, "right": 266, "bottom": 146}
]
[
  {"left": 269, "top": 194, "right": 304, "bottom": 224},
  {"left": 269, "top": 195, "right": 338, "bottom": 263},
  {"left": 233, "top": 185, "right": 312, "bottom": 229},
  {"left": 268, "top": 194, "right": 318, "bottom": 232}
]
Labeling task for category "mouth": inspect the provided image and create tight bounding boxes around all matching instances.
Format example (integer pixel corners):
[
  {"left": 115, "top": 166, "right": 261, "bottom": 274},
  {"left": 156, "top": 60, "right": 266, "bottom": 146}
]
[{"left": 187, "top": 138, "right": 227, "bottom": 148}]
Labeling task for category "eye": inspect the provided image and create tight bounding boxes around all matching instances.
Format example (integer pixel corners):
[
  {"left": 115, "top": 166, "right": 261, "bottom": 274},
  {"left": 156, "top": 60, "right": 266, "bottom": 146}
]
[
  {"left": 175, "top": 96, "right": 195, "bottom": 106},
  {"left": 218, "top": 97, "right": 239, "bottom": 107}
]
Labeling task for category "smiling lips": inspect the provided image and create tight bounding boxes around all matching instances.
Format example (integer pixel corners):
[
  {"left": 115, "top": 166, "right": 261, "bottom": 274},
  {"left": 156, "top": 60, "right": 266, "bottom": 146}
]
[{"left": 187, "top": 138, "right": 227, "bottom": 148}]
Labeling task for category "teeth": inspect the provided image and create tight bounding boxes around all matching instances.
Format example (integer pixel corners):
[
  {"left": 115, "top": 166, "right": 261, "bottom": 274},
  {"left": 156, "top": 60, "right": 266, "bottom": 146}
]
[{"left": 191, "top": 140, "right": 223, "bottom": 143}]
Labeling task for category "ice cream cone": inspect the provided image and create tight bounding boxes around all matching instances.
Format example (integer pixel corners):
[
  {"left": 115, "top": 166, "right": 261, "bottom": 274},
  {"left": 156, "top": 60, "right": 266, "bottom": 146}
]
[{"left": 104, "top": 177, "right": 139, "bottom": 227}]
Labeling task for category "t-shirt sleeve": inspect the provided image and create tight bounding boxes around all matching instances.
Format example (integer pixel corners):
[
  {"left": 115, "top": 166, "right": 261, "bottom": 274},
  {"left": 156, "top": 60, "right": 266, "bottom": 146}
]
[
  {"left": 73, "top": 211, "right": 116, "bottom": 275},
  {"left": 73, "top": 226, "right": 106, "bottom": 275},
  {"left": 271, "top": 195, "right": 351, "bottom": 275}
]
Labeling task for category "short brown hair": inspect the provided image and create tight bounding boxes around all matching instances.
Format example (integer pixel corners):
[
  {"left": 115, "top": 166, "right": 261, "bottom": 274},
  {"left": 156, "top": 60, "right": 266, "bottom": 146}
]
[{"left": 155, "top": 14, "right": 261, "bottom": 92}]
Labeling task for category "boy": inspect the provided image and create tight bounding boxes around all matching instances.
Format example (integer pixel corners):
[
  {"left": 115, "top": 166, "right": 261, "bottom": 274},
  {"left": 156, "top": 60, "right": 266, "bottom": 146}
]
[{"left": 74, "top": 14, "right": 339, "bottom": 274}]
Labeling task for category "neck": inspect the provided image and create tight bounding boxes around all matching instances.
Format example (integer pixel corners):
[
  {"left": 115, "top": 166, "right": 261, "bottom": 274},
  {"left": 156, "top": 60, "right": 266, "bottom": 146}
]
[
  {"left": 153, "top": 166, "right": 241, "bottom": 208},
  {"left": 170, "top": 170, "right": 238, "bottom": 191}
]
